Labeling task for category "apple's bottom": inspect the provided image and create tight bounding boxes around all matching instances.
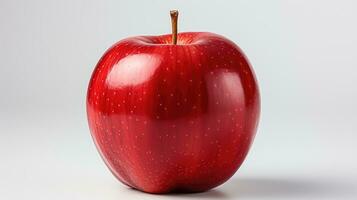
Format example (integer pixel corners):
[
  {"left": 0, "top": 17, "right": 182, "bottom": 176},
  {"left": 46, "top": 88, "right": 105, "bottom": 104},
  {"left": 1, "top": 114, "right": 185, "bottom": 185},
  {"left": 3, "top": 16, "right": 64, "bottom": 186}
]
[
  {"left": 116, "top": 172, "right": 236, "bottom": 194},
  {"left": 128, "top": 185, "right": 212, "bottom": 194}
]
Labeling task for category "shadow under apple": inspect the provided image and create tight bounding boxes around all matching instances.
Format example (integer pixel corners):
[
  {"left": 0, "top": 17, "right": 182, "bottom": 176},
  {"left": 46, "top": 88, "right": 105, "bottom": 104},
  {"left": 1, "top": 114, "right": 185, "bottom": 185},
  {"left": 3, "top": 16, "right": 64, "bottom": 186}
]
[{"left": 129, "top": 176, "right": 355, "bottom": 199}]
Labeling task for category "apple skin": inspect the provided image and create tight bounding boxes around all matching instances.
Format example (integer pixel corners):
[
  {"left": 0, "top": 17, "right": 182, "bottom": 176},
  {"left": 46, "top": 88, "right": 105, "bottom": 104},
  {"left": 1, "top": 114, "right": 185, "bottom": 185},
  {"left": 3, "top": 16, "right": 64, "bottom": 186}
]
[{"left": 87, "top": 32, "right": 260, "bottom": 193}]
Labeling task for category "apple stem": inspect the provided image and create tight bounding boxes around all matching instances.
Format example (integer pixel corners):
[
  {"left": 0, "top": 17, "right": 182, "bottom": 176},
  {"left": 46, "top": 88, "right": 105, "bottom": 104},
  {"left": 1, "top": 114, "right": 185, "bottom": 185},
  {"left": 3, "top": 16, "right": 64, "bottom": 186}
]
[{"left": 170, "top": 10, "right": 179, "bottom": 45}]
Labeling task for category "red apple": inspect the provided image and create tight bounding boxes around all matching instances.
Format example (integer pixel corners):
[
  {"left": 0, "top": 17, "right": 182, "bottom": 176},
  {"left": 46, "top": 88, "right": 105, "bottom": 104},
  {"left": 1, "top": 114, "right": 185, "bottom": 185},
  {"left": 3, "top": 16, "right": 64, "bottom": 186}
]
[{"left": 87, "top": 11, "right": 260, "bottom": 193}]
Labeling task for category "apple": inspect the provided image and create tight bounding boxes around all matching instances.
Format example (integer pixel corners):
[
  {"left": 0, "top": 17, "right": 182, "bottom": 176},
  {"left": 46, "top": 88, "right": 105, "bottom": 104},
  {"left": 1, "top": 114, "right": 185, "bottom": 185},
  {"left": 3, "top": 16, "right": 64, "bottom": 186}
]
[{"left": 87, "top": 10, "right": 260, "bottom": 193}]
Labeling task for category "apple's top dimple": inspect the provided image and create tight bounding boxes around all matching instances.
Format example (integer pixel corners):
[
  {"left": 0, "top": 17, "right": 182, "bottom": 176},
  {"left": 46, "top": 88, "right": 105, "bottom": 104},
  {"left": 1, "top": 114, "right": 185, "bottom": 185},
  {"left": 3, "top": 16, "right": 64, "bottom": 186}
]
[{"left": 127, "top": 32, "right": 230, "bottom": 47}]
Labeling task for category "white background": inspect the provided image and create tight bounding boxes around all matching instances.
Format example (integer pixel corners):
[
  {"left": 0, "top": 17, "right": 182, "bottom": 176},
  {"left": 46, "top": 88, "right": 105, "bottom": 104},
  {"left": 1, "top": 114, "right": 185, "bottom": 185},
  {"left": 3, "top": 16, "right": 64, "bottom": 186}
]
[{"left": 1, "top": 0, "right": 356, "bottom": 199}]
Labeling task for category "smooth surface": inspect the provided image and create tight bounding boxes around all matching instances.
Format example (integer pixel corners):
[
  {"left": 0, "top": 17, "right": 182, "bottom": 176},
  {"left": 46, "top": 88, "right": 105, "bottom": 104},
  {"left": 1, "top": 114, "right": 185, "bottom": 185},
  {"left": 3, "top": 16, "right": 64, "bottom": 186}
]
[
  {"left": 1, "top": 0, "right": 357, "bottom": 199},
  {"left": 87, "top": 32, "right": 259, "bottom": 192}
]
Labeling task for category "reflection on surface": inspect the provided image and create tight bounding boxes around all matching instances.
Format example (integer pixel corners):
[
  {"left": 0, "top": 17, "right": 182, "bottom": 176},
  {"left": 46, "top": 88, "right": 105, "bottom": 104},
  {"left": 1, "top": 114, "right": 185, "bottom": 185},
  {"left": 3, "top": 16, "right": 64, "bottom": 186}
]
[
  {"left": 205, "top": 69, "right": 245, "bottom": 112},
  {"left": 107, "top": 53, "right": 162, "bottom": 88}
]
